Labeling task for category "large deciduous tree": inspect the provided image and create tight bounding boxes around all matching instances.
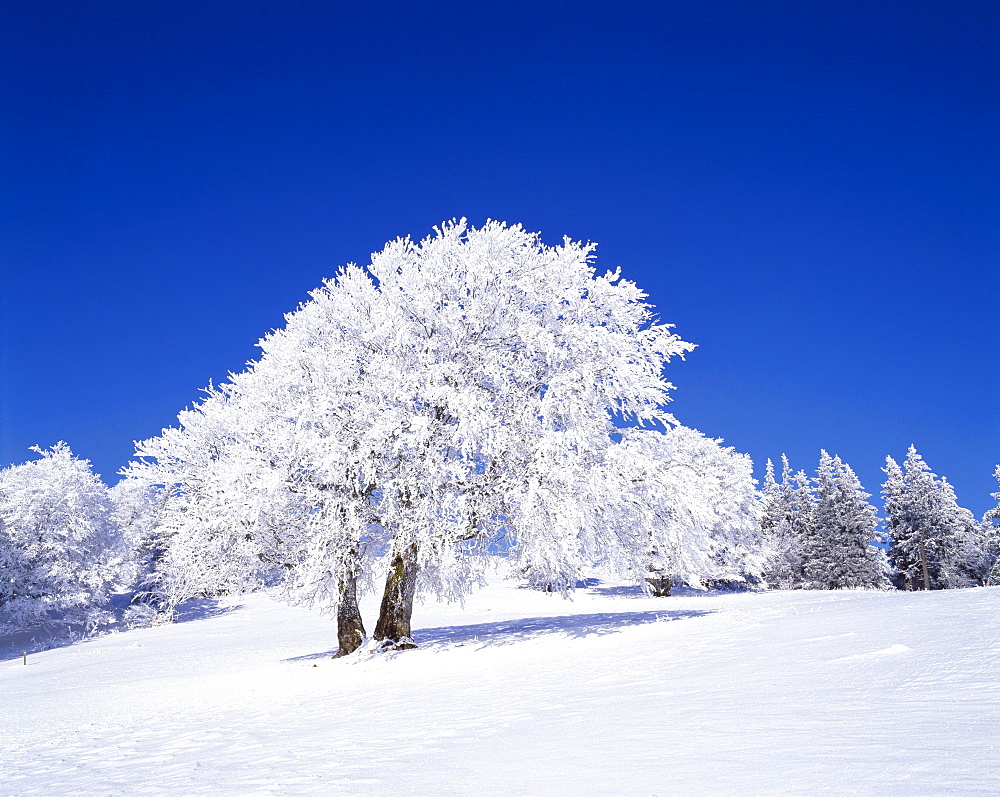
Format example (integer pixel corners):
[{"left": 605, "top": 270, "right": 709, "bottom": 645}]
[
  {"left": 0, "top": 443, "right": 122, "bottom": 633},
  {"left": 127, "top": 220, "right": 695, "bottom": 653}
]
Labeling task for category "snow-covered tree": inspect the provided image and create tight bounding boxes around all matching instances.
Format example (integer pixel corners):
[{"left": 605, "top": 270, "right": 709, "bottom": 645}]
[
  {"left": 0, "top": 443, "right": 122, "bottom": 632},
  {"left": 935, "top": 476, "right": 988, "bottom": 588},
  {"left": 128, "top": 220, "right": 695, "bottom": 653},
  {"left": 107, "top": 476, "right": 174, "bottom": 619},
  {"left": 123, "top": 381, "right": 321, "bottom": 620},
  {"left": 982, "top": 466, "right": 1000, "bottom": 586},
  {"left": 801, "top": 451, "right": 887, "bottom": 590},
  {"left": 604, "top": 426, "right": 762, "bottom": 596},
  {"left": 759, "top": 455, "right": 807, "bottom": 589},
  {"left": 882, "top": 446, "right": 986, "bottom": 590}
]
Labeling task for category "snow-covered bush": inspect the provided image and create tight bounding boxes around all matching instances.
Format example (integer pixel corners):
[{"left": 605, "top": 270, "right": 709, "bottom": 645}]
[{"left": 0, "top": 443, "right": 122, "bottom": 632}]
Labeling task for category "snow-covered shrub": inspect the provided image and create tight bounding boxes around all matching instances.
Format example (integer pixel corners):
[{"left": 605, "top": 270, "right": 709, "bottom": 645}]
[{"left": 603, "top": 426, "right": 762, "bottom": 595}]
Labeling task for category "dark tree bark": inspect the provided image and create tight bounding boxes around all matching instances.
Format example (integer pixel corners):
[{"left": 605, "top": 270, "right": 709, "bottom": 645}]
[
  {"left": 332, "top": 570, "right": 365, "bottom": 658},
  {"left": 373, "top": 543, "right": 419, "bottom": 650},
  {"left": 919, "top": 538, "right": 932, "bottom": 591},
  {"left": 646, "top": 575, "right": 672, "bottom": 597}
]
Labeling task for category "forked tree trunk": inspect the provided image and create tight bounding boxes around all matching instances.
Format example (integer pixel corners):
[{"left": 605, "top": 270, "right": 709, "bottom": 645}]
[
  {"left": 373, "top": 543, "right": 419, "bottom": 650},
  {"left": 332, "top": 570, "right": 365, "bottom": 658},
  {"left": 646, "top": 574, "right": 672, "bottom": 597}
]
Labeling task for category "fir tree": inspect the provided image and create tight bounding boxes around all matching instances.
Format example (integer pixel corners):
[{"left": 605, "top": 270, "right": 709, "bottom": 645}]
[
  {"left": 801, "top": 451, "right": 886, "bottom": 590},
  {"left": 935, "top": 477, "right": 987, "bottom": 588},
  {"left": 983, "top": 466, "right": 1000, "bottom": 586},
  {"left": 760, "top": 455, "right": 805, "bottom": 589},
  {"left": 882, "top": 446, "right": 985, "bottom": 590}
]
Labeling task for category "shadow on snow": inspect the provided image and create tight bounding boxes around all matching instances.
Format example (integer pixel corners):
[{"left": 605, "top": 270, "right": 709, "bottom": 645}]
[
  {"left": 284, "top": 607, "right": 711, "bottom": 662},
  {"left": 417, "top": 608, "right": 712, "bottom": 647},
  {"left": 172, "top": 598, "right": 241, "bottom": 623}
]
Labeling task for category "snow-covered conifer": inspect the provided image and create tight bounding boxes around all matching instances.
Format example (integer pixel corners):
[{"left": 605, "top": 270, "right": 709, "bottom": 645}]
[
  {"left": 935, "top": 477, "right": 987, "bottom": 587},
  {"left": 801, "top": 451, "right": 886, "bottom": 590},
  {"left": 0, "top": 443, "right": 122, "bottom": 632},
  {"left": 982, "top": 466, "right": 1000, "bottom": 586},
  {"left": 759, "top": 455, "right": 807, "bottom": 588},
  {"left": 882, "top": 446, "right": 985, "bottom": 590}
]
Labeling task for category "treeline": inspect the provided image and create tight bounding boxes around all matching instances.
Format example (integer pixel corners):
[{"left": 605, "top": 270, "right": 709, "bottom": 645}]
[
  {"left": 1, "top": 222, "right": 998, "bottom": 653},
  {"left": 760, "top": 448, "right": 997, "bottom": 591}
]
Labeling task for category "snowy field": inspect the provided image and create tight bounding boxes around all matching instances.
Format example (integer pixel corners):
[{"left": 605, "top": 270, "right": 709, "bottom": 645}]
[{"left": 2, "top": 573, "right": 997, "bottom": 796}]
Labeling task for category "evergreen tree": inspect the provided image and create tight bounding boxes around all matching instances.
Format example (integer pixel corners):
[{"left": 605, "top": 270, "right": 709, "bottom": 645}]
[
  {"left": 801, "top": 451, "right": 886, "bottom": 590},
  {"left": 881, "top": 456, "right": 910, "bottom": 589},
  {"left": 983, "top": 466, "right": 1000, "bottom": 586},
  {"left": 759, "top": 455, "right": 805, "bottom": 589},
  {"left": 759, "top": 459, "right": 781, "bottom": 539},
  {"left": 882, "top": 446, "right": 985, "bottom": 590},
  {"left": 935, "top": 477, "right": 987, "bottom": 588}
]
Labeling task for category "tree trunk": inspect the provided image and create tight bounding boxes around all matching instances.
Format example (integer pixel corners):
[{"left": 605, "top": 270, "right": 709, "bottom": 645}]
[
  {"left": 919, "top": 538, "right": 931, "bottom": 591},
  {"left": 646, "top": 574, "right": 672, "bottom": 597},
  {"left": 373, "top": 543, "right": 419, "bottom": 650},
  {"left": 332, "top": 570, "right": 365, "bottom": 658}
]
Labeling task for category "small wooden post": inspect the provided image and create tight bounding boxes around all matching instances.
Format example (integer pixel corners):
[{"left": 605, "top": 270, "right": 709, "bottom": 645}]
[{"left": 22, "top": 651, "right": 26, "bottom": 665}]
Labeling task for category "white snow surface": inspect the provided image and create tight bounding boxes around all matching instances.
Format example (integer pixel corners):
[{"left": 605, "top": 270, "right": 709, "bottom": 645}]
[{"left": 2, "top": 572, "right": 997, "bottom": 796}]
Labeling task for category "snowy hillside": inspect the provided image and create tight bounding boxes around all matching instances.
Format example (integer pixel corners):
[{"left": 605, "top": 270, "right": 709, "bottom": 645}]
[{"left": 2, "top": 574, "right": 997, "bottom": 796}]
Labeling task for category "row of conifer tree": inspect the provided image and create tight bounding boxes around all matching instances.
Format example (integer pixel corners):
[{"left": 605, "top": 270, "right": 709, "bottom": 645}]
[{"left": 759, "top": 446, "right": 997, "bottom": 593}]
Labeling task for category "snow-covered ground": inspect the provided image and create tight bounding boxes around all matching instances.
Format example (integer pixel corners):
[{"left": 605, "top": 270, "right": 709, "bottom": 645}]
[{"left": 2, "top": 573, "right": 997, "bottom": 796}]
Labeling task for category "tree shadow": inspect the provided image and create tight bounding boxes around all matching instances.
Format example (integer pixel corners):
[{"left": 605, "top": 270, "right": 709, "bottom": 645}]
[
  {"left": 417, "top": 608, "right": 711, "bottom": 648},
  {"left": 0, "top": 617, "right": 108, "bottom": 662},
  {"left": 586, "top": 583, "right": 747, "bottom": 599},
  {"left": 172, "top": 598, "right": 241, "bottom": 623},
  {"left": 517, "top": 577, "right": 604, "bottom": 592},
  {"left": 587, "top": 583, "right": 647, "bottom": 598},
  {"left": 284, "top": 607, "right": 711, "bottom": 662}
]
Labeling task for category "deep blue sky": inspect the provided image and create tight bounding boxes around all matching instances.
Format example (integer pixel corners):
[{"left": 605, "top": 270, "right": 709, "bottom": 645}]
[{"left": 2, "top": 1, "right": 997, "bottom": 515}]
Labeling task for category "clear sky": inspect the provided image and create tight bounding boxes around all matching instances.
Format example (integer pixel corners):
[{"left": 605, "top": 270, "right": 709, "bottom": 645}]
[{"left": 2, "top": 1, "right": 997, "bottom": 515}]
